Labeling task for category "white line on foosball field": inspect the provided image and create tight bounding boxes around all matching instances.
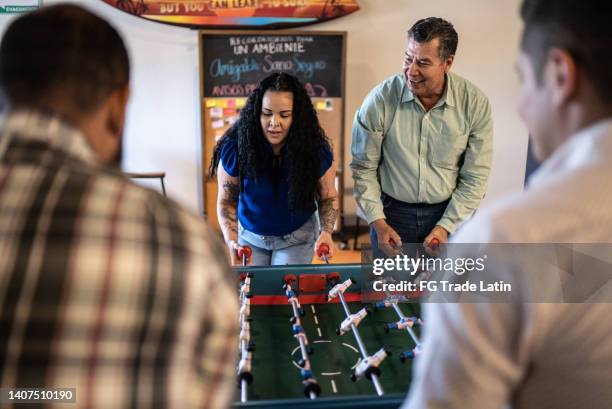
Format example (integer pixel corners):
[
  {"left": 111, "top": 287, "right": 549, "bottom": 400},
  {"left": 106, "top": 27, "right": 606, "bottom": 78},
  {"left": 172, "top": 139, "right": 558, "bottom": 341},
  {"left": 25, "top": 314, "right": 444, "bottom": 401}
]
[
  {"left": 313, "top": 315, "right": 319, "bottom": 325},
  {"left": 342, "top": 342, "right": 359, "bottom": 353},
  {"left": 317, "top": 327, "right": 322, "bottom": 337},
  {"left": 311, "top": 305, "right": 316, "bottom": 314},
  {"left": 330, "top": 380, "right": 338, "bottom": 393}
]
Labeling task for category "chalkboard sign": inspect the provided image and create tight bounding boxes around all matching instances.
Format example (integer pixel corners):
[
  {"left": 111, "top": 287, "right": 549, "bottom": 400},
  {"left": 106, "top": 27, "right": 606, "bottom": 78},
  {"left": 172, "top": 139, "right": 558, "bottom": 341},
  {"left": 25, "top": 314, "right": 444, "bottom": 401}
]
[{"left": 200, "top": 31, "right": 345, "bottom": 98}]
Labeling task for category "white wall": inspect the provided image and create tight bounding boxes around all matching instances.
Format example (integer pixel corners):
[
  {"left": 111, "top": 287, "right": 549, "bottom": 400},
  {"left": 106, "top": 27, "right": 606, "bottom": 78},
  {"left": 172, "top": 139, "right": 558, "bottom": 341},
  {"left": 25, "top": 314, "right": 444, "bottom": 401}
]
[{"left": 0, "top": 0, "right": 528, "bottom": 224}]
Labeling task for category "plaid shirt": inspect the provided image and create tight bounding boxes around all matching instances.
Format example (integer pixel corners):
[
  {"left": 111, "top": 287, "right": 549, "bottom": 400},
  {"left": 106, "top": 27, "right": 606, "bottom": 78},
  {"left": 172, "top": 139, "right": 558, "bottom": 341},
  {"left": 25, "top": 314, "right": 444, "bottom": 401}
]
[{"left": 0, "top": 111, "right": 238, "bottom": 408}]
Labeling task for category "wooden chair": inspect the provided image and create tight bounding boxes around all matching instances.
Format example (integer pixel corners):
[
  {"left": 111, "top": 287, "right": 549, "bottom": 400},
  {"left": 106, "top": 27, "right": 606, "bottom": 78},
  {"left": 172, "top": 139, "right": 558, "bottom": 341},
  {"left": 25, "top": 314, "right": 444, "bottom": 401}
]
[{"left": 125, "top": 172, "right": 167, "bottom": 197}]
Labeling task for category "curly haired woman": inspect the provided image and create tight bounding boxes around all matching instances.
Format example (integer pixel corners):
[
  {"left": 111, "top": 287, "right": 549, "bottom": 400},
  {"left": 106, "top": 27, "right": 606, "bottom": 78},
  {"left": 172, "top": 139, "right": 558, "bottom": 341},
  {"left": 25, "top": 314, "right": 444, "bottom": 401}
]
[{"left": 210, "top": 72, "right": 339, "bottom": 265}]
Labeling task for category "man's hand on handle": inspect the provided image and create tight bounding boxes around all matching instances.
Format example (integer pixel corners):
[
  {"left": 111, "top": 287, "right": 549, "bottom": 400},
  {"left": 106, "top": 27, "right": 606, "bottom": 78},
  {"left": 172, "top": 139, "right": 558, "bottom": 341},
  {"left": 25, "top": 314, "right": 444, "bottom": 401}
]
[
  {"left": 371, "top": 219, "right": 402, "bottom": 256},
  {"left": 423, "top": 225, "right": 448, "bottom": 255}
]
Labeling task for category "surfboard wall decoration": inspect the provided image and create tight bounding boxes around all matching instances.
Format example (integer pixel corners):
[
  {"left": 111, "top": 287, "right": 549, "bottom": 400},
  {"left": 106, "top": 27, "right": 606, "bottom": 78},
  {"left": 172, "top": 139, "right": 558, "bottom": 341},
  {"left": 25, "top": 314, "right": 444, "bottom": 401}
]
[{"left": 101, "top": 0, "right": 360, "bottom": 29}]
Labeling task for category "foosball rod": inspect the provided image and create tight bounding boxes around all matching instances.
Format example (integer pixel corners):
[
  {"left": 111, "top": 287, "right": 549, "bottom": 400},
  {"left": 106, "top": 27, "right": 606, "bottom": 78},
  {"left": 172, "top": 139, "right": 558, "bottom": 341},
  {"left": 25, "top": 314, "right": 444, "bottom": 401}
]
[
  {"left": 383, "top": 239, "right": 439, "bottom": 346},
  {"left": 384, "top": 292, "right": 420, "bottom": 347},
  {"left": 239, "top": 352, "right": 249, "bottom": 403},
  {"left": 240, "top": 275, "right": 251, "bottom": 305},
  {"left": 285, "top": 282, "right": 319, "bottom": 400},
  {"left": 336, "top": 289, "right": 385, "bottom": 396},
  {"left": 317, "top": 243, "right": 385, "bottom": 396},
  {"left": 392, "top": 303, "right": 420, "bottom": 346},
  {"left": 239, "top": 321, "right": 250, "bottom": 403},
  {"left": 239, "top": 315, "right": 249, "bottom": 353},
  {"left": 237, "top": 246, "right": 253, "bottom": 403},
  {"left": 239, "top": 290, "right": 251, "bottom": 361},
  {"left": 287, "top": 285, "right": 312, "bottom": 372}
]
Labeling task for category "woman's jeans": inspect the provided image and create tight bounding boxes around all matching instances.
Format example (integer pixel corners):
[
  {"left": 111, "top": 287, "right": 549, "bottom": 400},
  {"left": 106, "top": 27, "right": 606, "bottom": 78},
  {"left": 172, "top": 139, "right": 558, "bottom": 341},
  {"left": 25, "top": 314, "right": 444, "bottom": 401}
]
[
  {"left": 370, "top": 193, "right": 449, "bottom": 258},
  {"left": 238, "top": 213, "right": 319, "bottom": 265}
]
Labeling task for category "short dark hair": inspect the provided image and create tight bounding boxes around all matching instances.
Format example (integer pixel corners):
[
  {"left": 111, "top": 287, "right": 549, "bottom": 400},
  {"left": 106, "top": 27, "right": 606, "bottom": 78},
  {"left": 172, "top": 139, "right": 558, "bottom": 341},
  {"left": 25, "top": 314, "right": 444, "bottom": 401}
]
[
  {"left": 520, "top": 0, "right": 612, "bottom": 103},
  {"left": 408, "top": 17, "right": 458, "bottom": 60},
  {"left": 0, "top": 4, "right": 130, "bottom": 115}
]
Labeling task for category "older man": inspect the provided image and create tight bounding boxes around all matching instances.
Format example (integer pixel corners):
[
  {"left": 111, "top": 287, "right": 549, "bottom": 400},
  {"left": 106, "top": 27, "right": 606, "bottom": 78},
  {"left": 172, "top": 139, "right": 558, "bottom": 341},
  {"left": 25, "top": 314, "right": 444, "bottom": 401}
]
[
  {"left": 351, "top": 17, "right": 493, "bottom": 254},
  {"left": 0, "top": 4, "right": 237, "bottom": 408},
  {"left": 403, "top": 1, "right": 612, "bottom": 408}
]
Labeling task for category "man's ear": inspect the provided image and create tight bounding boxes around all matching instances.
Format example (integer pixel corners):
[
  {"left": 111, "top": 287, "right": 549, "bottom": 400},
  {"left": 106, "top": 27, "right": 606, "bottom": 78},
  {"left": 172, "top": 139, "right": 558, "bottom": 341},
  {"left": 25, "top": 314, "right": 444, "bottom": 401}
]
[
  {"left": 444, "top": 54, "right": 454, "bottom": 74},
  {"left": 107, "top": 84, "right": 130, "bottom": 139},
  {"left": 546, "top": 48, "right": 577, "bottom": 107}
]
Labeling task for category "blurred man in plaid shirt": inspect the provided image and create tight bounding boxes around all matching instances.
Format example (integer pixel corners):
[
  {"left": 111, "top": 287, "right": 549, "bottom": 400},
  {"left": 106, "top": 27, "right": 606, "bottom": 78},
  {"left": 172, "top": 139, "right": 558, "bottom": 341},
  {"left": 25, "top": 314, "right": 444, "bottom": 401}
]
[{"left": 0, "top": 4, "right": 238, "bottom": 408}]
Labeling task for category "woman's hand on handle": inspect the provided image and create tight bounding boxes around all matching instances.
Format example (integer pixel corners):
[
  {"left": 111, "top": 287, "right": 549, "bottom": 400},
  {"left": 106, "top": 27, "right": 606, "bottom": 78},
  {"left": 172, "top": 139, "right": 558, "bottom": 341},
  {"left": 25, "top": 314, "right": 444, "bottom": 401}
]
[
  {"left": 227, "top": 240, "right": 252, "bottom": 266},
  {"left": 315, "top": 231, "right": 334, "bottom": 261}
]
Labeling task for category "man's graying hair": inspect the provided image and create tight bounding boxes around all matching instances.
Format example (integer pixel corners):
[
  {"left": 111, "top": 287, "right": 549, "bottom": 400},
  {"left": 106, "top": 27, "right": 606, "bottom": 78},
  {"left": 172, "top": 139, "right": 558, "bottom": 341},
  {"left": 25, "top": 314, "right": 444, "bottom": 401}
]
[
  {"left": 520, "top": 0, "right": 612, "bottom": 104},
  {"left": 408, "top": 17, "right": 458, "bottom": 60}
]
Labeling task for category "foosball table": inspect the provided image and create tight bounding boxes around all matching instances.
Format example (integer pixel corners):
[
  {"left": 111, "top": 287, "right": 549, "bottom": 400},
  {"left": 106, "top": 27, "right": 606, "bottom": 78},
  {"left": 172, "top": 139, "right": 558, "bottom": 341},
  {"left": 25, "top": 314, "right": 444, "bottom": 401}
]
[{"left": 234, "top": 245, "right": 423, "bottom": 409}]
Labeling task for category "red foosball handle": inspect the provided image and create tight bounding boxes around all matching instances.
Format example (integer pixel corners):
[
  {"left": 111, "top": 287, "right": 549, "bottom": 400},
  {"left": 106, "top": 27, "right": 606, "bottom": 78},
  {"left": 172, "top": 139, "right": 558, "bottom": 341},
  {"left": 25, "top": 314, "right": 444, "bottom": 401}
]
[
  {"left": 429, "top": 238, "right": 440, "bottom": 250},
  {"left": 327, "top": 272, "right": 340, "bottom": 285},
  {"left": 389, "top": 238, "right": 401, "bottom": 249},
  {"left": 236, "top": 246, "right": 252, "bottom": 261},
  {"left": 316, "top": 243, "right": 330, "bottom": 258},
  {"left": 283, "top": 274, "right": 297, "bottom": 285}
]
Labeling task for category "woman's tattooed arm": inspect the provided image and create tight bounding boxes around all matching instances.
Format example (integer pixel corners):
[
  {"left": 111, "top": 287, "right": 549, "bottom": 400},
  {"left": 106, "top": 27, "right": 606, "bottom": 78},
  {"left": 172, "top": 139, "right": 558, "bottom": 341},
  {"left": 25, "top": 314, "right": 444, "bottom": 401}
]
[
  {"left": 216, "top": 164, "right": 240, "bottom": 244},
  {"left": 318, "top": 197, "right": 339, "bottom": 233}
]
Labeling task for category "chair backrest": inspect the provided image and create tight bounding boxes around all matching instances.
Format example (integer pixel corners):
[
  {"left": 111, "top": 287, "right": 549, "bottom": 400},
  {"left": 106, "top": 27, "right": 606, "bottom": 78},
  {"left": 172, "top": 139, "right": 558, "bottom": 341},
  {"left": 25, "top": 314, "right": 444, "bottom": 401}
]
[{"left": 125, "top": 172, "right": 167, "bottom": 197}]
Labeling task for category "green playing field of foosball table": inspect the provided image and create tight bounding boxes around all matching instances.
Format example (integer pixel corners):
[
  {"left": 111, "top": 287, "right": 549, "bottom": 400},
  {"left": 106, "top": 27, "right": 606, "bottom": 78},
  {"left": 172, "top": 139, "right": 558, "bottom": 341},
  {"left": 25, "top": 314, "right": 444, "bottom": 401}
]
[{"left": 234, "top": 263, "right": 422, "bottom": 409}]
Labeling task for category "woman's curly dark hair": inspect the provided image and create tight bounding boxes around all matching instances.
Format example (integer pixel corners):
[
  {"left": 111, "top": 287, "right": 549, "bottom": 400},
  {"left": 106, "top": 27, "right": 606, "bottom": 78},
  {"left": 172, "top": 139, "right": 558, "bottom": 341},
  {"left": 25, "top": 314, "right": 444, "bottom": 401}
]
[{"left": 209, "top": 72, "right": 331, "bottom": 212}]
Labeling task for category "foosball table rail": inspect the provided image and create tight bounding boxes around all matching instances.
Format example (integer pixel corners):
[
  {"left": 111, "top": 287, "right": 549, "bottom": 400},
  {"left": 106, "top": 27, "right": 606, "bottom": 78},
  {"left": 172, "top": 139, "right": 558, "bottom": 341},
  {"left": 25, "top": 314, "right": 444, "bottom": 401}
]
[{"left": 233, "top": 392, "right": 406, "bottom": 409}]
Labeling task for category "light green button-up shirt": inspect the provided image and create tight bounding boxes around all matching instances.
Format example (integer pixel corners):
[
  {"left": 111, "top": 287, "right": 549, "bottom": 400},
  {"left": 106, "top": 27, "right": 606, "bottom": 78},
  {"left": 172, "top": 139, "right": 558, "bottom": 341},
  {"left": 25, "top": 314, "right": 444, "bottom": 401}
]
[{"left": 350, "top": 72, "right": 493, "bottom": 233}]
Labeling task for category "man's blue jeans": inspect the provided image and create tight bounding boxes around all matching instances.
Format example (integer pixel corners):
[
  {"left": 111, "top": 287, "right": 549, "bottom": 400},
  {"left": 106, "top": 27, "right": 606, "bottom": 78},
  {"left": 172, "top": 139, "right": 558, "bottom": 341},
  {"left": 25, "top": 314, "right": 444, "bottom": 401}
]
[{"left": 370, "top": 193, "right": 449, "bottom": 258}]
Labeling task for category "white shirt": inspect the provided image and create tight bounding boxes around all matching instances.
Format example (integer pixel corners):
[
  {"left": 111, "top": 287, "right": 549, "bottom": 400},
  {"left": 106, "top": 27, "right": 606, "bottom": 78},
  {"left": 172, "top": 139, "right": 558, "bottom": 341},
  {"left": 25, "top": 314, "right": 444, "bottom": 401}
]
[{"left": 403, "top": 118, "right": 612, "bottom": 409}]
